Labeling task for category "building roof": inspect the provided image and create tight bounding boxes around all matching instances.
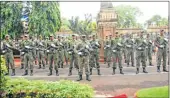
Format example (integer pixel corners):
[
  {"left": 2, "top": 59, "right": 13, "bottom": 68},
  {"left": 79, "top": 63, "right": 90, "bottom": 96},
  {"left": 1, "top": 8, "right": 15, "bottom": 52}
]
[{"left": 100, "top": 2, "right": 113, "bottom": 9}]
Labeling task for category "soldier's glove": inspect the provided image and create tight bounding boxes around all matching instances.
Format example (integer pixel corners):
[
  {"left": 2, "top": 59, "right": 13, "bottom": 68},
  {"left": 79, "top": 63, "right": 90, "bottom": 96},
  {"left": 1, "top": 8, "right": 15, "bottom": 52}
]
[
  {"left": 138, "top": 47, "right": 142, "bottom": 50},
  {"left": 59, "top": 43, "right": 63, "bottom": 46},
  {"left": 47, "top": 50, "right": 50, "bottom": 53},
  {"left": 39, "top": 42, "right": 43, "bottom": 46},
  {"left": 51, "top": 44, "right": 56, "bottom": 48},
  {"left": 21, "top": 52, "right": 25, "bottom": 55},
  {"left": 112, "top": 50, "right": 116, "bottom": 53},
  {"left": 164, "top": 38, "right": 168, "bottom": 43},
  {"left": 126, "top": 44, "right": 132, "bottom": 48},
  {"left": 117, "top": 43, "right": 123, "bottom": 47},
  {"left": 25, "top": 46, "right": 31, "bottom": 49}
]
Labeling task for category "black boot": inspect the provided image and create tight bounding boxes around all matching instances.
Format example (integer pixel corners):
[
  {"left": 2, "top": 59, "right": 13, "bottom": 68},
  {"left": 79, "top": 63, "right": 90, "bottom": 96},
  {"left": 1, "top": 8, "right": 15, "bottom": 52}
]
[
  {"left": 77, "top": 74, "right": 83, "bottom": 81},
  {"left": 20, "top": 64, "right": 24, "bottom": 69},
  {"left": 157, "top": 66, "right": 160, "bottom": 72},
  {"left": 38, "top": 65, "right": 41, "bottom": 69},
  {"left": 22, "top": 70, "right": 28, "bottom": 76},
  {"left": 42, "top": 65, "right": 45, "bottom": 69},
  {"left": 30, "top": 70, "right": 33, "bottom": 76},
  {"left": 97, "top": 69, "right": 101, "bottom": 75},
  {"left": 132, "top": 63, "right": 135, "bottom": 67},
  {"left": 136, "top": 68, "right": 139, "bottom": 74},
  {"left": 104, "top": 58, "right": 106, "bottom": 64},
  {"left": 68, "top": 69, "right": 72, "bottom": 76},
  {"left": 56, "top": 70, "right": 59, "bottom": 76},
  {"left": 11, "top": 69, "right": 15, "bottom": 76},
  {"left": 149, "top": 62, "right": 153, "bottom": 66},
  {"left": 48, "top": 70, "right": 52, "bottom": 76},
  {"left": 120, "top": 69, "right": 124, "bottom": 74},
  {"left": 112, "top": 68, "right": 116, "bottom": 75},
  {"left": 163, "top": 68, "right": 169, "bottom": 72},
  {"left": 90, "top": 68, "right": 92, "bottom": 75},
  {"left": 61, "top": 63, "right": 64, "bottom": 68},
  {"left": 127, "top": 62, "right": 129, "bottom": 67},
  {"left": 107, "top": 63, "right": 110, "bottom": 68},
  {"left": 143, "top": 67, "right": 148, "bottom": 73},
  {"left": 86, "top": 74, "right": 91, "bottom": 81}
]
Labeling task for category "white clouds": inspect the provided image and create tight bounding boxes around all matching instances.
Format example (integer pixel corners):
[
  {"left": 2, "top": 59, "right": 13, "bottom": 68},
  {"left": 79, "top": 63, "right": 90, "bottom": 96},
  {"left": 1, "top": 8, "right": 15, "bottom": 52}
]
[{"left": 60, "top": 2, "right": 168, "bottom": 23}]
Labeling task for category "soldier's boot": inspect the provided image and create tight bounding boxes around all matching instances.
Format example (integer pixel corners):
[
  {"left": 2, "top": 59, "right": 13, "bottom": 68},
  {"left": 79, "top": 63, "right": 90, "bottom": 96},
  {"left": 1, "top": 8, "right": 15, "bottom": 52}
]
[
  {"left": 58, "top": 64, "right": 60, "bottom": 68},
  {"left": 22, "top": 70, "right": 28, "bottom": 76},
  {"left": 42, "top": 65, "right": 45, "bottom": 69},
  {"left": 107, "top": 63, "right": 110, "bottom": 68},
  {"left": 90, "top": 68, "right": 92, "bottom": 75},
  {"left": 61, "top": 63, "right": 64, "bottom": 68},
  {"left": 157, "top": 66, "right": 160, "bottom": 72},
  {"left": 38, "top": 65, "right": 41, "bottom": 69},
  {"left": 68, "top": 69, "right": 72, "bottom": 76},
  {"left": 163, "top": 68, "right": 169, "bottom": 72},
  {"left": 149, "top": 62, "right": 153, "bottom": 66},
  {"left": 86, "top": 74, "right": 91, "bottom": 81},
  {"left": 97, "top": 69, "right": 101, "bottom": 75},
  {"left": 132, "top": 63, "right": 135, "bottom": 67},
  {"left": 143, "top": 68, "right": 148, "bottom": 73},
  {"left": 104, "top": 58, "right": 106, "bottom": 64},
  {"left": 120, "top": 69, "right": 124, "bottom": 74},
  {"left": 56, "top": 70, "right": 59, "bottom": 76},
  {"left": 112, "top": 68, "right": 116, "bottom": 75},
  {"left": 11, "top": 69, "right": 15, "bottom": 76},
  {"left": 77, "top": 74, "right": 83, "bottom": 81},
  {"left": 48, "top": 70, "right": 52, "bottom": 76},
  {"left": 30, "top": 70, "right": 33, "bottom": 76},
  {"left": 20, "top": 64, "right": 24, "bottom": 69},
  {"left": 136, "top": 68, "right": 139, "bottom": 74},
  {"left": 127, "top": 62, "right": 129, "bottom": 67}
]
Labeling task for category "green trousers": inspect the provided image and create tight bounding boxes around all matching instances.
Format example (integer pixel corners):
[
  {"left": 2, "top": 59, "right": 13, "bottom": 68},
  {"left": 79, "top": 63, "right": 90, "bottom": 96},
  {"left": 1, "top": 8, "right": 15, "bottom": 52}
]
[
  {"left": 112, "top": 51, "right": 122, "bottom": 69},
  {"left": 78, "top": 56, "right": 90, "bottom": 75},
  {"left": 5, "top": 52, "right": 15, "bottom": 70},
  {"left": 136, "top": 50, "right": 146, "bottom": 68}
]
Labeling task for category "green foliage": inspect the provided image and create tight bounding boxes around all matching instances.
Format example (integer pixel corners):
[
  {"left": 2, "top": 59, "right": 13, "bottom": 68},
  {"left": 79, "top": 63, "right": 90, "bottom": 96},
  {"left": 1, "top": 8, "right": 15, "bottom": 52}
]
[
  {"left": 1, "top": 2, "right": 23, "bottom": 39},
  {"left": 114, "top": 5, "right": 143, "bottom": 28},
  {"left": 0, "top": 56, "right": 9, "bottom": 92},
  {"left": 145, "top": 15, "right": 168, "bottom": 26},
  {"left": 68, "top": 14, "right": 96, "bottom": 35},
  {"left": 4, "top": 78, "right": 94, "bottom": 98},
  {"left": 29, "top": 2, "right": 61, "bottom": 37},
  {"left": 136, "top": 86, "right": 168, "bottom": 98}
]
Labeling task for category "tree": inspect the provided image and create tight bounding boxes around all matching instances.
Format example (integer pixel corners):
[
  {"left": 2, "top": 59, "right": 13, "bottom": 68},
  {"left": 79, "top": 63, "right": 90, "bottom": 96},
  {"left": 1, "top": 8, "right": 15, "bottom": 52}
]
[
  {"left": 29, "top": 2, "right": 61, "bottom": 37},
  {"left": 145, "top": 15, "right": 168, "bottom": 27},
  {"left": 114, "top": 5, "right": 143, "bottom": 28},
  {"left": 1, "top": 2, "right": 23, "bottom": 39}
]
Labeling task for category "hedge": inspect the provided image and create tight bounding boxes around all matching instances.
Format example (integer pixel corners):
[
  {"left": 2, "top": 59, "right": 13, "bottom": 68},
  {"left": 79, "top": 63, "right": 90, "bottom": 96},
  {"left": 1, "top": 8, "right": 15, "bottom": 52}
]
[
  {"left": 136, "top": 86, "right": 168, "bottom": 98},
  {"left": 0, "top": 56, "right": 94, "bottom": 98}
]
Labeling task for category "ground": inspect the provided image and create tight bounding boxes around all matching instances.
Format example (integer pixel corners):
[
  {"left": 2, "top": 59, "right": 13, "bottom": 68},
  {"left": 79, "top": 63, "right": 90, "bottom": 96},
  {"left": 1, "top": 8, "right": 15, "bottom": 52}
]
[{"left": 10, "top": 56, "right": 169, "bottom": 97}]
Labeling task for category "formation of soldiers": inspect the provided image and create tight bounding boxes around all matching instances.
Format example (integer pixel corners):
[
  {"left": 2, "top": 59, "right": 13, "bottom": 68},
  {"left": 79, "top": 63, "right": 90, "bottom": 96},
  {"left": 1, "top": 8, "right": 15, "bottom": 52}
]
[{"left": 1, "top": 29, "right": 169, "bottom": 81}]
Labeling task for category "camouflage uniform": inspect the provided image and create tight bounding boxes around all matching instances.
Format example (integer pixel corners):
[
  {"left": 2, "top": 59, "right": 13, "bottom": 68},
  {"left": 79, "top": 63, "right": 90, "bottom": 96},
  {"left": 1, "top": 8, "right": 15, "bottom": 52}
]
[
  {"left": 2, "top": 35, "right": 15, "bottom": 76},
  {"left": 19, "top": 36, "right": 25, "bottom": 69},
  {"left": 135, "top": 32, "right": 148, "bottom": 74},
  {"left": 146, "top": 34, "right": 153, "bottom": 66},
  {"left": 47, "top": 35, "right": 59, "bottom": 76},
  {"left": 36, "top": 36, "right": 46, "bottom": 69},
  {"left": 106, "top": 35, "right": 112, "bottom": 67},
  {"left": 67, "top": 34, "right": 79, "bottom": 76},
  {"left": 22, "top": 34, "right": 34, "bottom": 76},
  {"left": 62, "top": 37, "right": 69, "bottom": 66},
  {"left": 57, "top": 36, "right": 64, "bottom": 68},
  {"left": 155, "top": 30, "right": 169, "bottom": 72},
  {"left": 104, "top": 36, "right": 108, "bottom": 64},
  {"left": 89, "top": 35, "right": 101, "bottom": 75},
  {"left": 111, "top": 33, "right": 124, "bottom": 75},
  {"left": 77, "top": 35, "right": 91, "bottom": 81},
  {"left": 125, "top": 34, "right": 135, "bottom": 67}
]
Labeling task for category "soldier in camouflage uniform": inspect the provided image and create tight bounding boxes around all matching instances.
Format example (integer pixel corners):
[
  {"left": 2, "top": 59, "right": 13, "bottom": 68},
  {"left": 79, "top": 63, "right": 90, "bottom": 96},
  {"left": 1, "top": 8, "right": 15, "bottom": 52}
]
[
  {"left": 104, "top": 36, "right": 108, "bottom": 64},
  {"left": 2, "top": 34, "right": 15, "bottom": 76},
  {"left": 36, "top": 35, "right": 46, "bottom": 69},
  {"left": 146, "top": 34, "right": 153, "bottom": 66},
  {"left": 67, "top": 34, "right": 79, "bottom": 76},
  {"left": 155, "top": 30, "right": 169, "bottom": 72},
  {"left": 125, "top": 33, "right": 135, "bottom": 67},
  {"left": 62, "top": 36, "right": 69, "bottom": 66},
  {"left": 135, "top": 31, "right": 148, "bottom": 74},
  {"left": 89, "top": 35, "right": 101, "bottom": 75},
  {"left": 120, "top": 34, "right": 127, "bottom": 63},
  {"left": 19, "top": 35, "right": 25, "bottom": 69},
  {"left": 57, "top": 36, "right": 64, "bottom": 68},
  {"left": 45, "top": 37, "right": 49, "bottom": 65},
  {"left": 77, "top": 35, "right": 91, "bottom": 81},
  {"left": 111, "top": 32, "right": 124, "bottom": 75},
  {"left": 47, "top": 34, "right": 59, "bottom": 76},
  {"left": 22, "top": 34, "right": 34, "bottom": 76},
  {"left": 106, "top": 35, "right": 112, "bottom": 68}
]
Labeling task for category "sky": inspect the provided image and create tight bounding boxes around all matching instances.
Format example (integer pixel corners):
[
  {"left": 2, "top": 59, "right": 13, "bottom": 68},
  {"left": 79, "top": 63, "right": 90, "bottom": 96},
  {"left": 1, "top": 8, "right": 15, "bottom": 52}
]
[{"left": 60, "top": 2, "right": 168, "bottom": 24}]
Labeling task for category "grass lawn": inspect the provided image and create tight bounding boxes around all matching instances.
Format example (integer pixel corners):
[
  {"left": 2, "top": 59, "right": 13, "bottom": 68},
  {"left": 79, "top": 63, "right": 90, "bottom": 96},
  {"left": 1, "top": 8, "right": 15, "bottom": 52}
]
[{"left": 136, "top": 86, "right": 168, "bottom": 98}]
